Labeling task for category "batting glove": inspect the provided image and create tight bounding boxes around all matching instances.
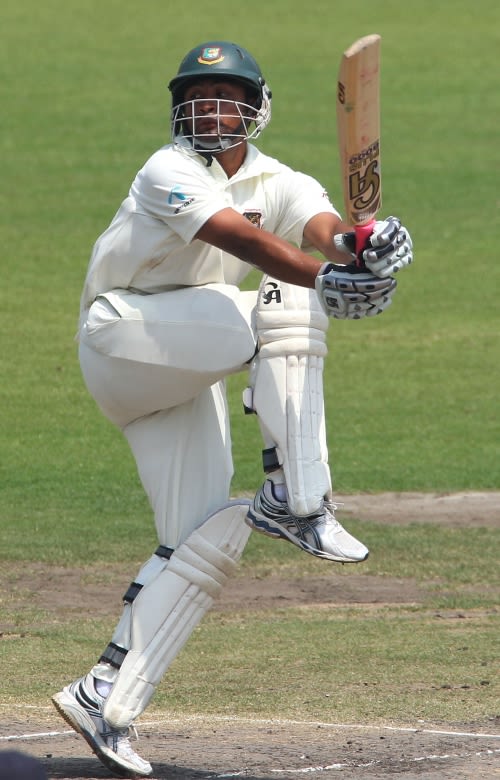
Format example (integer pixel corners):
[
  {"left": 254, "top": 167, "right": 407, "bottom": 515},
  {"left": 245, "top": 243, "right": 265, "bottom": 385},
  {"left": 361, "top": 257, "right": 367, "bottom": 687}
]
[
  {"left": 315, "top": 261, "right": 397, "bottom": 320},
  {"left": 334, "top": 216, "right": 413, "bottom": 278}
]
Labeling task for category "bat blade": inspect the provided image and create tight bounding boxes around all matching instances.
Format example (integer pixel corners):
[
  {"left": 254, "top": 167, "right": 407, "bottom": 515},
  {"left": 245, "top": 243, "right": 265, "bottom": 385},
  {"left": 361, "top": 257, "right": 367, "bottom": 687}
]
[{"left": 337, "top": 34, "right": 382, "bottom": 255}]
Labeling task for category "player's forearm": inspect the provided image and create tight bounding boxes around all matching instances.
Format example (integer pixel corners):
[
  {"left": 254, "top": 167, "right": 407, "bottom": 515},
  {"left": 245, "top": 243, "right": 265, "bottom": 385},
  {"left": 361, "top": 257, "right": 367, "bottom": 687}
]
[
  {"left": 196, "top": 210, "right": 322, "bottom": 288},
  {"left": 242, "top": 235, "right": 322, "bottom": 288},
  {"left": 303, "top": 213, "right": 353, "bottom": 263}
]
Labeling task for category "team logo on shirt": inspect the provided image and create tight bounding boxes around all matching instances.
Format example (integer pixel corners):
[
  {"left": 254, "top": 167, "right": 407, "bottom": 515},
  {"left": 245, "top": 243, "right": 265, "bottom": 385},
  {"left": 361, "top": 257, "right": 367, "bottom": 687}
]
[
  {"left": 243, "top": 210, "right": 262, "bottom": 228},
  {"left": 197, "top": 47, "right": 225, "bottom": 65}
]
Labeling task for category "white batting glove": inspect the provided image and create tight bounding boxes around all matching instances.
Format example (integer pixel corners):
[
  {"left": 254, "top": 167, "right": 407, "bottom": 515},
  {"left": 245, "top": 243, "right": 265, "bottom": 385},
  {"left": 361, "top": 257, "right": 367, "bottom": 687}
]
[
  {"left": 334, "top": 216, "right": 413, "bottom": 278},
  {"left": 315, "top": 261, "right": 397, "bottom": 320}
]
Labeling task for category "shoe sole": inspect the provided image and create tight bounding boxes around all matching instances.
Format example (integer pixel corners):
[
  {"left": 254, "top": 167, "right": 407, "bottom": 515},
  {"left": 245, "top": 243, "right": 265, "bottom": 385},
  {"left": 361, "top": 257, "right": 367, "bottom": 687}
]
[
  {"left": 245, "top": 512, "right": 369, "bottom": 564},
  {"left": 52, "top": 692, "right": 150, "bottom": 778}
]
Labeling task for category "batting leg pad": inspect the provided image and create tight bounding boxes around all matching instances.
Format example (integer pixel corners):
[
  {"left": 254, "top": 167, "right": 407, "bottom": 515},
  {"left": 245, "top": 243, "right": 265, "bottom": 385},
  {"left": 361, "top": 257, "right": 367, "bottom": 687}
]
[
  {"left": 247, "top": 276, "right": 331, "bottom": 517},
  {"left": 102, "top": 501, "right": 251, "bottom": 729}
]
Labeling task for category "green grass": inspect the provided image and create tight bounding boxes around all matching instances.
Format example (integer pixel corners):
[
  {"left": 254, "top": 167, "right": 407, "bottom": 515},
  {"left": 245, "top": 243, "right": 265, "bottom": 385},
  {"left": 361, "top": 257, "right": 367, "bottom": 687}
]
[
  {"left": 2, "top": 592, "right": 498, "bottom": 726},
  {"left": 2, "top": 608, "right": 497, "bottom": 726},
  {"left": 167, "top": 611, "right": 498, "bottom": 724},
  {"left": 1, "top": 0, "right": 499, "bottom": 733},
  {"left": 2, "top": 0, "right": 500, "bottom": 496}
]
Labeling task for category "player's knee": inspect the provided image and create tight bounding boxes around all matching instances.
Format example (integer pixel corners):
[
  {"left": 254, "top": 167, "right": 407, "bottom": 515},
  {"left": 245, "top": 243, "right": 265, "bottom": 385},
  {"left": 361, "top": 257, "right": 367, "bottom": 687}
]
[{"left": 256, "top": 275, "right": 329, "bottom": 358}]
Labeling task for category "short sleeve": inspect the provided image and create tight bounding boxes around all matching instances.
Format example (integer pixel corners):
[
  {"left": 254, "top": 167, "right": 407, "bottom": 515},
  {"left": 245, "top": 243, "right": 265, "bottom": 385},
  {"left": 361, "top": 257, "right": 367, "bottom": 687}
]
[
  {"left": 273, "top": 170, "right": 340, "bottom": 246},
  {"left": 130, "top": 148, "right": 229, "bottom": 243}
]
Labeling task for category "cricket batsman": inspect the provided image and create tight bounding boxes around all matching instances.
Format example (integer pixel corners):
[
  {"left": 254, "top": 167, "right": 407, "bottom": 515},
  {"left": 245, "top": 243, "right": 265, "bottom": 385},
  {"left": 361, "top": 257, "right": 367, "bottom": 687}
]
[{"left": 52, "top": 41, "right": 413, "bottom": 777}]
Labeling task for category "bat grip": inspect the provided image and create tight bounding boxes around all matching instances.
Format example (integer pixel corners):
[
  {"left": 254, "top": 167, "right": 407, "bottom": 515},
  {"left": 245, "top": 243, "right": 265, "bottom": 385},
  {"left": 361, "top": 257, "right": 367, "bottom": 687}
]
[{"left": 355, "top": 220, "right": 376, "bottom": 265}]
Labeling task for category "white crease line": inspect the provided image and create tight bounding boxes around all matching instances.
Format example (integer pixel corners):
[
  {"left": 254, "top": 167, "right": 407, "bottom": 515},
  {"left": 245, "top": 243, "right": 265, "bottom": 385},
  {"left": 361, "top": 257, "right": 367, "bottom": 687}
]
[
  {"left": 270, "top": 768, "right": 366, "bottom": 775},
  {"left": 0, "top": 730, "right": 73, "bottom": 741},
  {"left": 138, "top": 714, "right": 500, "bottom": 741},
  {"left": 2, "top": 714, "right": 499, "bottom": 744},
  {"left": 264, "top": 747, "right": 500, "bottom": 775},
  {"left": 383, "top": 725, "right": 500, "bottom": 739},
  {"left": 214, "top": 772, "right": 351, "bottom": 778}
]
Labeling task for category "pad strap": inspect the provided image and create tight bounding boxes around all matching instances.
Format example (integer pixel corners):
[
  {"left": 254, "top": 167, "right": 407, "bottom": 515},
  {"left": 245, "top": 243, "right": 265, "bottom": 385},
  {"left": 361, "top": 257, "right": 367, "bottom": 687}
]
[
  {"left": 99, "top": 642, "right": 127, "bottom": 670},
  {"left": 102, "top": 502, "right": 251, "bottom": 729}
]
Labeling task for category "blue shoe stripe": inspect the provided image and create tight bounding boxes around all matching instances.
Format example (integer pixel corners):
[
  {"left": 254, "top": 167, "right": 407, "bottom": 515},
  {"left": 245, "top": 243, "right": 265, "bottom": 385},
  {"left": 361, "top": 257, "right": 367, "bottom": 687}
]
[{"left": 247, "top": 510, "right": 286, "bottom": 539}]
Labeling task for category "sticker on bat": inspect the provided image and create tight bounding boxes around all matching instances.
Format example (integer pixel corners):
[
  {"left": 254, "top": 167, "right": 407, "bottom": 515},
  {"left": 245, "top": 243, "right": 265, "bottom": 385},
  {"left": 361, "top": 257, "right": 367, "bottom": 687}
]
[{"left": 348, "top": 159, "right": 381, "bottom": 219}]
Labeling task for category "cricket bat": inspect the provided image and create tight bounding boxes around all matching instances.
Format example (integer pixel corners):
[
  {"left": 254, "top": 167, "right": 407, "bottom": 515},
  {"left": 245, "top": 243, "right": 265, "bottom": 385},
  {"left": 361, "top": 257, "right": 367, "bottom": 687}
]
[{"left": 336, "top": 34, "right": 382, "bottom": 258}]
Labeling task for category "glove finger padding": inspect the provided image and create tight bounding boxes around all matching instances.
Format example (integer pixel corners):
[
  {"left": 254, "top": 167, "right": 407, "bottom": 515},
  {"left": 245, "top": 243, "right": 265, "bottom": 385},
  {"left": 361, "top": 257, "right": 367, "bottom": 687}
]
[
  {"left": 362, "top": 216, "right": 413, "bottom": 277},
  {"left": 367, "top": 215, "right": 401, "bottom": 248},
  {"left": 315, "top": 261, "right": 396, "bottom": 320}
]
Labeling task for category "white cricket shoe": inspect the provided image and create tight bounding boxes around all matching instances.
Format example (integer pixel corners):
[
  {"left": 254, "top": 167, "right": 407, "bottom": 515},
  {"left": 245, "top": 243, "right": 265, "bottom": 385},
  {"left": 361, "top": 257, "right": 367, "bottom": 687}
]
[
  {"left": 246, "top": 480, "right": 369, "bottom": 563},
  {"left": 52, "top": 674, "right": 152, "bottom": 778}
]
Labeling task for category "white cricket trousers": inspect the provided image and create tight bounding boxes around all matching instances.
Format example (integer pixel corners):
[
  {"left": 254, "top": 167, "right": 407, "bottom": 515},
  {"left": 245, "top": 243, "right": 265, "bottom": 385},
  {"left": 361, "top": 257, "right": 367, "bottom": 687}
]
[{"left": 79, "top": 284, "right": 257, "bottom": 548}]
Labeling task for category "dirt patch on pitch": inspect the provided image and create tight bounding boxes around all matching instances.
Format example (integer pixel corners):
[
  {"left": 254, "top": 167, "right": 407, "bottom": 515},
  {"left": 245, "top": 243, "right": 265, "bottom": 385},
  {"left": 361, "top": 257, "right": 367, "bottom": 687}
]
[
  {"left": 1, "top": 493, "right": 499, "bottom": 779},
  {"left": 335, "top": 490, "right": 499, "bottom": 528},
  {"left": 1, "top": 564, "right": 424, "bottom": 623}
]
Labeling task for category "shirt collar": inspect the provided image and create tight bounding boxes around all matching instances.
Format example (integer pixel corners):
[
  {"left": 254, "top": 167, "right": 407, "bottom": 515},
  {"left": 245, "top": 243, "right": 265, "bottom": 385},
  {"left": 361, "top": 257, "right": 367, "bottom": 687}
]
[{"left": 173, "top": 136, "right": 282, "bottom": 180}]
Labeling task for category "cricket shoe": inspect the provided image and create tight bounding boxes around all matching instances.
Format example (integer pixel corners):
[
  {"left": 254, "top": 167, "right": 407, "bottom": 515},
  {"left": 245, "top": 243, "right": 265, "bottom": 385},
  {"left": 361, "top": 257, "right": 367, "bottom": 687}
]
[
  {"left": 246, "top": 479, "right": 369, "bottom": 563},
  {"left": 52, "top": 674, "right": 152, "bottom": 778}
]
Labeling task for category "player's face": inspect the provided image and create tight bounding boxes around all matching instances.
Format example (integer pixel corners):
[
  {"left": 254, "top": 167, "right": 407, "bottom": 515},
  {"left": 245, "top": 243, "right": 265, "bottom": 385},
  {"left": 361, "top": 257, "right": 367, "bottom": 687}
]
[{"left": 182, "top": 79, "right": 255, "bottom": 142}]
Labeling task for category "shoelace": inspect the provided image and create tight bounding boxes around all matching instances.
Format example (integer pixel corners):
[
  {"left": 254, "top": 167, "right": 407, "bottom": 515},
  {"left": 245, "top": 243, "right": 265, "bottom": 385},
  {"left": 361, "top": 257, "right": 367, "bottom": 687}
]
[
  {"left": 103, "top": 724, "right": 136, "bottom": 744},
  {"left": 264, "top": 486, "right": 345, "bottom": 530},
  {"left": 116, "top": 734, "right": 140, "bottom": 758},
  {"left": 115, "top": 727, "right": 149, "bottom": 764},
  {"left": 323, "top": 501, "right": 344, "bottom": 529}
]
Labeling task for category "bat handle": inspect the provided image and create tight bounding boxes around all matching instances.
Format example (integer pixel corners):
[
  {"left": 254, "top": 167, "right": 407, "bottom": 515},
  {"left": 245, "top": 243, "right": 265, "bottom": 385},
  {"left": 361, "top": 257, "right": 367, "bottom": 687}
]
[{"left": 355, "top": 220, "right": 376, "bottom": 265}]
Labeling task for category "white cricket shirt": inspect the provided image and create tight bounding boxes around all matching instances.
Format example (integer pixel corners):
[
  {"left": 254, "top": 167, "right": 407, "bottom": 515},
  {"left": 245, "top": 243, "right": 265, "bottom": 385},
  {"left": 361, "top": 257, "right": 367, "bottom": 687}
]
[{"left": 80, "top": 141, "right": 339, "bottom": 315}]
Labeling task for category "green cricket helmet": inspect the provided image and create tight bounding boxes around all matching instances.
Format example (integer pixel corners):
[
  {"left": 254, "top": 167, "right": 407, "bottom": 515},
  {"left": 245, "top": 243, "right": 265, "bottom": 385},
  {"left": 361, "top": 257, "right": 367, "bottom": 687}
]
[{"left": 168, "top": 41, "right": 272, "bottom": 152}]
